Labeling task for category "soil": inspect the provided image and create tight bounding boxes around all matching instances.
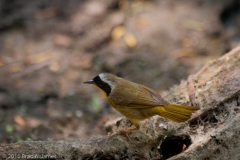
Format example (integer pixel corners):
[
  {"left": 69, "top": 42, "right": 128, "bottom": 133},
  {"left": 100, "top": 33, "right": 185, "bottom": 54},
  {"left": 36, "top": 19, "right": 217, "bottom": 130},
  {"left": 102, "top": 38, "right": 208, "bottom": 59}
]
[{"left": 0, "top": 0, "right": 239, "bottom": 145}]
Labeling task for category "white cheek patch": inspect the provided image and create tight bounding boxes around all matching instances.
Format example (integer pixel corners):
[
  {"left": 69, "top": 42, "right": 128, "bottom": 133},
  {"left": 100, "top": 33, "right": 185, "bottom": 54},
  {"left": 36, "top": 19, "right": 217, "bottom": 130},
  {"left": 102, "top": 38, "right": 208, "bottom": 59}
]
[{"left": 99, "top": 73, "right": 115, "bottom": 89}]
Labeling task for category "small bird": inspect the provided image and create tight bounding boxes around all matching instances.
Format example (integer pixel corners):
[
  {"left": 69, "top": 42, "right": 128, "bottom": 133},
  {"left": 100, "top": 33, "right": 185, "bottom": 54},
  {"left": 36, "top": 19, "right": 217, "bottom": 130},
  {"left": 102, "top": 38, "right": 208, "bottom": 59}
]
[{"left": 84, "top": 73, "right": 199, "bottom": 134}]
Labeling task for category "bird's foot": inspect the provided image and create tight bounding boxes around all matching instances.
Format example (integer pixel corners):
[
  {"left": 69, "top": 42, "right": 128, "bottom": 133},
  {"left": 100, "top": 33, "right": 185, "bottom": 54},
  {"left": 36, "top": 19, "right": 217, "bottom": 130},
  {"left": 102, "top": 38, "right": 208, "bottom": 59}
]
[{"left": 117, "top": 128, "right": 138, "bottom": 140}]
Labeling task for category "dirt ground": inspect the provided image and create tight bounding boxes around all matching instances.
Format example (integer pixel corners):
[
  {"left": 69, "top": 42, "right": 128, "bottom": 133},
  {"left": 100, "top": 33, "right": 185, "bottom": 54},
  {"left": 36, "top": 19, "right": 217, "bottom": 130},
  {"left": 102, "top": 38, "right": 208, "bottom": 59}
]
[{"left": 0, "top": 0, "right": 239, "bottom": 144}]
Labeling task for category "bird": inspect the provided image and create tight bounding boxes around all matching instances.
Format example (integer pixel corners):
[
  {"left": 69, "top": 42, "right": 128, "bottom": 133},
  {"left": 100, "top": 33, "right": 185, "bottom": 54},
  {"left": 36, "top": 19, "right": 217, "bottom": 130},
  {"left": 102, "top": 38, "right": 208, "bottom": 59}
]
[{"left": 84, "top": 73, "right": 199, "bottom": 135}]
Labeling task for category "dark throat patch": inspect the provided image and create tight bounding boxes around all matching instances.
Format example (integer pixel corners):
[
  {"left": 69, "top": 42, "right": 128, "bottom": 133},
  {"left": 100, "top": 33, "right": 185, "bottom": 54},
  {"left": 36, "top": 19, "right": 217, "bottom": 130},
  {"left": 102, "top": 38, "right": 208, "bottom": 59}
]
[{"left": 93, "top": 75, "right": 111, "bottom": 96}]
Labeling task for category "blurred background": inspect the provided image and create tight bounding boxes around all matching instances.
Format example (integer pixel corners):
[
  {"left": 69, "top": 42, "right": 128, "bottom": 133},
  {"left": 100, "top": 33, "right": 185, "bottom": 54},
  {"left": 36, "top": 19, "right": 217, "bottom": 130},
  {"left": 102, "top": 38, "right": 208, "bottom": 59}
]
[{"left": 0, "top": 0, "right": 239, "bottom": 143}]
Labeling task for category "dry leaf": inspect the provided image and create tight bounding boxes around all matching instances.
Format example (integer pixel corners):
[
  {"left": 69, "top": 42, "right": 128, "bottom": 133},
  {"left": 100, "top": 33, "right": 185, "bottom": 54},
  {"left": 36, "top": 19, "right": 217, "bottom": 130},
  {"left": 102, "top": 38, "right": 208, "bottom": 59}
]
[
  {"left": 8, "top": 63, "right": 25, "bottom": 73},
  {"left": 14, "top": 115, "right": 26, "bottom": 127},
  {"left": 118, "top": 0, "right": 129, "bottom": 10},
  {"left": 136, "top": 18, "right": 147, "bottom": 29},
  {"left": 124, "top": 33, "right": 137, "bottom": 48},
  {"left": 26, "top": 51, "right": 52, "bottom": 64},
  {"left": 50, "top": 61, "right": 60, "bottom": 72},
  {"left": 182, "top": 38, "right": 193, "bottom": 47},
  {"left": 66, "top": 69, "right": 80, "bottom": 81},
  {"left": 58, "top": 77, "right": 69, "bottom": 97},
  {"left": 182, "top": 144, "right": 187, "bottom": 152},
  {"left": 34, "top": 7, "right": 57, "bottom": 18},
  {"left": 184, "top": 20, "right": 205, "bottom": 31},
  {"left": 172, "top": 48, "right": 194, "bottom": 58},
  {"left": 0, "top": 59, "right": 5, "bottom": 67},
  {"left": 111, "top": 26, "right": 125, "bottom": 41},
  {"left": 26, "top": 117, "right": 42, "bottom": 128},
  {"left": 54, "top": 34, "right": 72, "bottom": 47},
  {"left": 14, "top": 79, "right": 24, "bottom": 88},
  {"left": 72, "top": 54, "right": 92, "bottom": 69}
]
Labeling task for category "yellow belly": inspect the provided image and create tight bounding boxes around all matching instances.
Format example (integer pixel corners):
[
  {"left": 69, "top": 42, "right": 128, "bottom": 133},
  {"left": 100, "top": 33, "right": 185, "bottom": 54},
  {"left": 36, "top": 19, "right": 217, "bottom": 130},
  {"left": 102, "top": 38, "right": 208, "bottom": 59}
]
[{"left": 111, "top": 104, "right": 157, "bottom": 121}]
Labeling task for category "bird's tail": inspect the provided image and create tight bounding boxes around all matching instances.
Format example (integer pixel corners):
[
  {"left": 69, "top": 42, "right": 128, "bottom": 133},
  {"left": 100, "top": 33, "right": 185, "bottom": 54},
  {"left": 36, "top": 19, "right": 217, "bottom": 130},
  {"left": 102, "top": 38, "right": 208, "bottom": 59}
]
[{"left": 156, "top": 104, "right": 200, "bottom": 122}]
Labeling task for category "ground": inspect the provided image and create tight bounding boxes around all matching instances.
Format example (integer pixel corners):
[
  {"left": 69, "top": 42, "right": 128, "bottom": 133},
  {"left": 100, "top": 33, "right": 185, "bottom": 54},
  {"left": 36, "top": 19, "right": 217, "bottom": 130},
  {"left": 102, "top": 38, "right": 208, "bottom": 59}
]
[{"left": 0, "top": 0, "right": 239, "bottom": 144}]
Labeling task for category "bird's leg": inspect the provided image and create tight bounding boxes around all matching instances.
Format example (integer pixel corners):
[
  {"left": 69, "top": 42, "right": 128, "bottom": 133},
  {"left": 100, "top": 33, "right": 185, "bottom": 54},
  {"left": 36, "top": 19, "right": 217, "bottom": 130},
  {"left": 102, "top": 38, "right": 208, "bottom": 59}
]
[
  {"left": 117, "top": 122, "right": 139, "bottom": 140},
  {"left": 117, "top": 128, "right": 138, "bottom": 140}
]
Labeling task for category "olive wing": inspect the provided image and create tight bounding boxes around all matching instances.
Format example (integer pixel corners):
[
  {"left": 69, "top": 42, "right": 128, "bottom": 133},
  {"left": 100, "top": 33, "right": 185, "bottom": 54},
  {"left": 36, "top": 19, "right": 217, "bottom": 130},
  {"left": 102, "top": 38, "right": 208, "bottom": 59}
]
[{"left": 125, "top": 85, "right": 169, "bottom": 108}]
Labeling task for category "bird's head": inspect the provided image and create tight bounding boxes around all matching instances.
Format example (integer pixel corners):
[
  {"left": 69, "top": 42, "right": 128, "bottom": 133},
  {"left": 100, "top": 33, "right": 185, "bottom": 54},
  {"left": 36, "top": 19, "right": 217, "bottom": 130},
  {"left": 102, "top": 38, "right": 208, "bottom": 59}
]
[{"left": 84, "top": 73, "right": 119, "bottom": 96}]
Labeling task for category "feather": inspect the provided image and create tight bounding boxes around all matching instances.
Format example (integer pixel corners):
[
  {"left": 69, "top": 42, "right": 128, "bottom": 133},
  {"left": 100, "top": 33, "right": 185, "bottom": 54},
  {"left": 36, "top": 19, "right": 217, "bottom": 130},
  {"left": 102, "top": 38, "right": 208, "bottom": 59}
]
[
  {"left": 156, "top": 104, "right": 199, "bottom": 122},
  {"left": 125, "top": 85, "right": 169, "bottom": 108}
]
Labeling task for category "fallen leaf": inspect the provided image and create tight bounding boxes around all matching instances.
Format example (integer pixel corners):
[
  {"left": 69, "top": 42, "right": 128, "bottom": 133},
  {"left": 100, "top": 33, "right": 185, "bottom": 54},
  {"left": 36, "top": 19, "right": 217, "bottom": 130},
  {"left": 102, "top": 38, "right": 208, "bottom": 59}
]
[
  {"left": 124, "top": 32, "right": 137, "bottom": 48},
  {"left": 71, "top": 54, "right": 92, "bottom": 69},
  {"left": 14, "top": 115, "right": 26, "bottom": 127},
  {"left": 0, "top": 58, "right": 5, "bottom": 66},
  {"left": 34, "top": 7, "right": 57, "bottom": 18},
  {"left": 182, "top": 144, "right": 187, "bottom": 152},
  {"left": 26, "top": 51, "right": 52, "bottom": 64},
  {"left": 184, "top": 20, "right": 205, "bottom": 31},
  {"left": 135, "top": 18, "right": 148, "bottom": 29},
  {"left": 111, "top": 26, "right": 125, "bottom": 41},
  {"left": 8, "top": 63, "right": 25, "bottom": 73},
  {"left": 26, "top": 117, "right": 42, "bottom": 128},
  {"left": 54, "top": 34, "right": 72, "bottom": 47},
  {"left": 182, "top": 38, "right": 193, "bottom": 47},
  {"left": 118, "top": 0, "right": 129, "bottom": 10},
  {"left": 58, "top": 77, "right": 69, "bottom": 97},
  {"left": 49, "top": 61, "right": 60, "bottom": 72},
  {"left": 12, "top": 144, "right": 21, "bottom": 149},
  {"left": 66, "top": 69, "right": 80, "bottom": 81},
  {"left": 15, "top": 79, "right": 24, "bottom": 88},
  {"left": 172, "top": 48, "right": 194, "bottom": 58}
]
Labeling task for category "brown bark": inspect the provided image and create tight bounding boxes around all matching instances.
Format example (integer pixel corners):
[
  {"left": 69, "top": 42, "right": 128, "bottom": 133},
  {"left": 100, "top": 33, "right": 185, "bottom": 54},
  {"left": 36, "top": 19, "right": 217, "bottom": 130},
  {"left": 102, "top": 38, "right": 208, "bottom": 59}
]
[{"left": 1, "top": 46, "right": 240, "bottom": 160}]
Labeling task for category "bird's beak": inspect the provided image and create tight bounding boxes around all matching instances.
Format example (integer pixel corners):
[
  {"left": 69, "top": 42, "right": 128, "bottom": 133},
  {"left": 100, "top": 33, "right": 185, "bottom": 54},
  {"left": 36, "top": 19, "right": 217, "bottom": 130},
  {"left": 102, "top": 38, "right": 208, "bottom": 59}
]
[{"left": 83, "top": 79, "right": 94, "bottom": 84}]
